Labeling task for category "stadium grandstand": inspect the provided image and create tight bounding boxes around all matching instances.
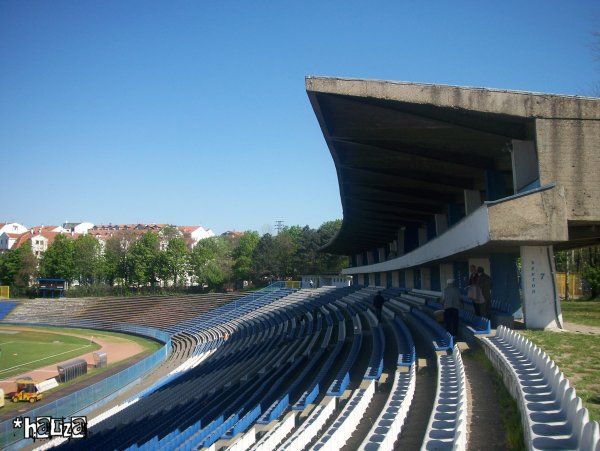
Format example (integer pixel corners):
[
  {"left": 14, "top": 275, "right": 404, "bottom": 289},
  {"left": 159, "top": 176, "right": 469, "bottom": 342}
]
[{"left": 0, "top": 77, "right": 598, "bottom": 450}]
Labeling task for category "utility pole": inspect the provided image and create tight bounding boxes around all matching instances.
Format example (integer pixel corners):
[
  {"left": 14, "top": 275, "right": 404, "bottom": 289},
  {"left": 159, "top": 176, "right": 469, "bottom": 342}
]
[{"left": 275, "top": 220, "right": 284, "bottom": 235}]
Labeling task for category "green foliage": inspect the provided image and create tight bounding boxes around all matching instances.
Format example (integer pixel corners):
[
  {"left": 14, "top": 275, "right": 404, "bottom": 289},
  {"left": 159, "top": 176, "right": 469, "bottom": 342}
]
[
  {"left": 40, "top": 234, "right": 75, "bottom": 281},
  {"left": 163, "top": 237, "right": 189, "bottom": 286},
  {"left": 0, "top": 241, "right": 37, "bottom": 288},
  {"left": 583, "top": 266, "right": 600, "bottom": 298},
  {"left": 233, "top": 231, "right": 259, "bottom": 281},
  {"left": 189, "top": 236, "right": 232, "bottom": 289},
  {"left": 128, "top": 232, "right": 161, "bottom": 286},
  {"left": 6, "top": 220, "right": 348, "bottom": 294},
  {"left": 73, "top": 234, "right": 103, "bottom": 285}
]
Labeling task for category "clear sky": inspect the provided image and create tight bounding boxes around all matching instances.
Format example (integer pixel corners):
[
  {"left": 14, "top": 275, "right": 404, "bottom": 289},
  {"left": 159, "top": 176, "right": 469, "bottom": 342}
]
[{"left": 1, "top": 1, "right": 598, "bottom": 234}]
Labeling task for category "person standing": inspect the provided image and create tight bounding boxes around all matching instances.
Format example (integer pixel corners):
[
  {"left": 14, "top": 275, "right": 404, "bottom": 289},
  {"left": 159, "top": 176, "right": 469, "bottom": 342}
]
[
  {"left": 442, "top": 279, "right": 462, "bottom": 337},
  {"left": 476, "top": 267, "right": 493, "bottom": 318},
  {"left": 373, "top": 291, "right": 386, "bottom": 322},
  {"left": 468, "top": 264, "right": 479, "bottom": 286}
]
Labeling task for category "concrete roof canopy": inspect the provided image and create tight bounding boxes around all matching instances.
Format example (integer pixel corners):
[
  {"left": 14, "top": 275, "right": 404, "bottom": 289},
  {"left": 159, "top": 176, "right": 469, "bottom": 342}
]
[{"left": 306, "top": 76, "right": 600, "bottom": 255}]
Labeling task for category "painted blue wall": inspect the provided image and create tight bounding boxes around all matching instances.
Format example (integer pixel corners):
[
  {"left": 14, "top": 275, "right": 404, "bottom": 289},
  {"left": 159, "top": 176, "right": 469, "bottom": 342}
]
[
  {"left": 485, "top": 169, "right": 510, "bottom": 201},
  {"left": 453, "top": 261, "right": 470, "bottom": 295},
  {"left": 398, "top": 270, "right": 406, "bottom": 288},
  {"left": 490, "top": 253, "right": 521, "bottom": 314}
]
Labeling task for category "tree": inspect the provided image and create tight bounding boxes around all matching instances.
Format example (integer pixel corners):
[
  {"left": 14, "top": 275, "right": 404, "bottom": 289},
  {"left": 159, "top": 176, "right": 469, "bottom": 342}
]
[
  {"left": 583, "top": 266, "right": 600, "bottom": 298},
  {"left": 102, "top": 230, "right": 136, "bottom": 286},
  {"left": 189, "top": 236, "right": 233, "bottom": 289},
  {"left": 40, "top": 235, "right": 75, "bottom": 282},
  {"left": 73, "top": 234, "right": 103, "bottom": 285},
  {"left": 316, "top": 220, "right": 347, "bottom": 274},
  {"left": 252, "top": 233, "right": 277, "bottom": 282},
  {"left": 128, "top": 232, "right": 160, "bottom": 286},
  {"left": 0, "top": 241, "right": 37, "bottom": 288},
  {"left": 232, "top": 231, "right": 259, "bottom": 282},
  {"left": 162, "top": 237, "right": 189, "bottom": 286}
]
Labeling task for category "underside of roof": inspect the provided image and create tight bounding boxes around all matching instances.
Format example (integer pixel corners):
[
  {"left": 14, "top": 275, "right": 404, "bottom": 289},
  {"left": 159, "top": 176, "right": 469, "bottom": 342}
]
[{"left": 307, "top": 77, "right": 597, "bottom": 255}]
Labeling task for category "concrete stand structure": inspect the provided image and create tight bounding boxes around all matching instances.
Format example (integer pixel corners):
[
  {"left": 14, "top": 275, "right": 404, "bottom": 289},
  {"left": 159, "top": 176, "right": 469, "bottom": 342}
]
[{"left": 307, "top": 76, "right": 600, "bottom": 329}]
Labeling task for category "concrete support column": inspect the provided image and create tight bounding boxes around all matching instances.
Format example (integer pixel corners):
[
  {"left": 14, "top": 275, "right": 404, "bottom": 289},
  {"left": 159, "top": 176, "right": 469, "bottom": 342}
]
[
  {"left": 367, "top": 251, "right": 374, "bottom": 265},
  {"left": 511, "top": 140, "right": 540, "bottom": 193},
  {"left": 397, "top": 229, "right": 405, "bottom": 255},
  {"left": 356, "top": 253, "right": 363, "bottom": 266},
  {"left": 421, "top": 267, "right": 431, "bottom": 290},
  {"left": 378, "top": 247, "right": 386, "bottom": 262},
  {"left": 489, "top": 253, "right": 521, "bottom": 315},
  {"left": 358, "top": 274, "right": 365, "bottom": 285},
  {"left": 520, "top": 245, "right": 563, "bottom": 330},
  {"left": 435, "top": 214, "right": 448, "bottom": 235},
  {"left": 368, "top": 273, "right": 376, "bottom": 287},
  {"left": 464, "top": 189, "right": 482, "bottom": 215},
  {"left": 392, "top": 271, "right": 400, "bottom": 287},
  {"left": 380, "top": 272, "right": 386, "bottom": 287}
]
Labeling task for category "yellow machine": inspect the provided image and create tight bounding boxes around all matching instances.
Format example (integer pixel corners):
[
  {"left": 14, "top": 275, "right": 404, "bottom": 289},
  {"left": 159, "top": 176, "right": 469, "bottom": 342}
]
[{"left": 10, "top": 378, "right": 42, "bottom": 403}]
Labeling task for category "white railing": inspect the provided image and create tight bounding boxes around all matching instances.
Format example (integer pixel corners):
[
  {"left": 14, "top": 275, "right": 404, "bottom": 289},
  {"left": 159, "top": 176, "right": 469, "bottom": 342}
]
[
  {"left": 359, "top": 365, "right": 416, "bottom": 450},
  {"left": 421, "top": 345, "right": 467, "bottom": 450},
  {"left": 280, "top": 396, "right": 337, "bottom": 450},
  {"left": 312, "top": 380, "right": 376, "bottom": 450},
  {"left": 252, "top": 411, "right": 298, "bottom": 451},
  {"left": 483, "top": 326, "right": 600, "bottom": 450}
]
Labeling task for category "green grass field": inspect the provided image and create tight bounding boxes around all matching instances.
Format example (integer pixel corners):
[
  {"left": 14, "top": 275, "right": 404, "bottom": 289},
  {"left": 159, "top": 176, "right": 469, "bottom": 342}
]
[
  {"left": 520, "top": 330, "right": 600, "bottom": 422},
  {"left": 561, "top": 300, "right": 600, "bottom": 327},
  {"left": 0, "top": 326, "right": 161, "bottom": 382},
  {"left": 0, "top": 328, "right": 101, "bottom": 380}
]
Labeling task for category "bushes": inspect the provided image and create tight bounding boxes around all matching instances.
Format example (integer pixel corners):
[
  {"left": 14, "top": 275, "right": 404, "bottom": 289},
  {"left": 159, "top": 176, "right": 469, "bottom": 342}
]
[{"left": 582, "top": 266, "right": 600, "bottom": 298}]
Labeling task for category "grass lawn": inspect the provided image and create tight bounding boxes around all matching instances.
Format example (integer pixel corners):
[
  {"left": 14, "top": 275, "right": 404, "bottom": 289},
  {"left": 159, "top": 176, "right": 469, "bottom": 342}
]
[
  {"left": 561, "top": 300, "right": 600, "bottom": 327},
  {"left": 519, "top": 329, "right": 600, "bottom": 422},
  {"left": 0, "top": 329, "right": 101, "bottom": 380}
]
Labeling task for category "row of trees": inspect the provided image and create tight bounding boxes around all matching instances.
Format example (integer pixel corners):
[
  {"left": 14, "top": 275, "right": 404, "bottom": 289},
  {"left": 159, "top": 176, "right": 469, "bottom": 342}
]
[{"left": 0, "top": 221, "right": 347, "bottom": 293}]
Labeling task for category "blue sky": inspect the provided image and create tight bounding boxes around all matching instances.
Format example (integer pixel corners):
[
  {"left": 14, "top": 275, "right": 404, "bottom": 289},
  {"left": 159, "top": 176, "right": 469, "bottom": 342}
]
[{"left": 1, "top": 1, "right": 598, "bottom": 234}]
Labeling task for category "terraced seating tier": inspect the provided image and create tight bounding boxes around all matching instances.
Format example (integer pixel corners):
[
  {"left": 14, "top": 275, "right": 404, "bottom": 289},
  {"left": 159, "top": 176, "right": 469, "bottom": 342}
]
[{"left": 482, "top": 326, "right": 600, "bottom": 450}]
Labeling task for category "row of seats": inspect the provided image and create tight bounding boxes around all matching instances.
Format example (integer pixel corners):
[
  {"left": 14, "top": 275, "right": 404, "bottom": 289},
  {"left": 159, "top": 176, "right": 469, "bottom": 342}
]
[
  {"left": 482, "top": 326, "right": 600, "bottom": 450},
  {"left": 381, "top": 288, "right": 469, "bottom": 450},
  {"left": 35, "top": 283, "right": 473, "bottom": 451},
  {"left": 57, "top": 287, "right": 367, "bottom": 450},
  {"left": 383, "top": 287, "right": 491, "bottom": 336},
  {"left": 3, "top": 292, "right": 240, "bottom": 330},
  {"left": 0, "top": 301, "right": 16, "bottom": 321}
]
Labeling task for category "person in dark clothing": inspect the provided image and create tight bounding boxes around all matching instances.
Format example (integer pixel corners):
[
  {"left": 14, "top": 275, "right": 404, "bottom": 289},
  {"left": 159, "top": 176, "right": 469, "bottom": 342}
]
[
  {"left": 442, "top": 279, "right": 462, "bottom": 336},
  {"left": 373, "top": 291, "right": 386, "bottom": 322},
  {"left": 476, "top": 267, "right": 493, "bottom": 318}
]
